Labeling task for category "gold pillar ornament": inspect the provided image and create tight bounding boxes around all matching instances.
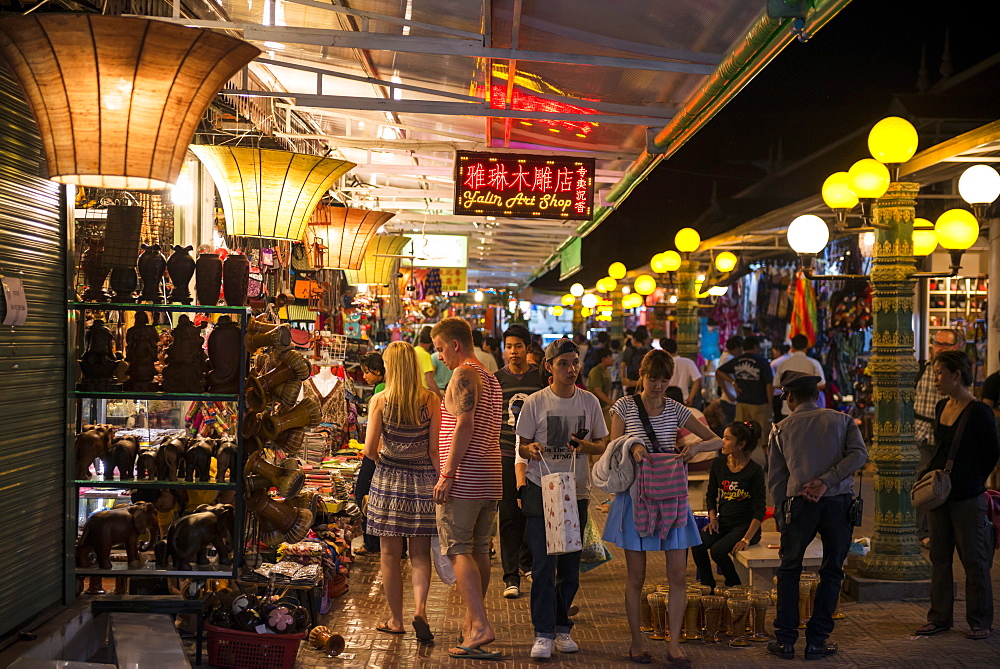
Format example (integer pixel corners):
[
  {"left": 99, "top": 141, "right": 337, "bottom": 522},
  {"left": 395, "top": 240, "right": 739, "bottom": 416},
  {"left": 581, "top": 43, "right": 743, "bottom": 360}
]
[
  {"left": 676, "top": 259, "right": 699, "bottom": 360},
  {"left": 859, "top": 182, "right": 931, "bottom": 580},
  {"left": 344, "top": 235, "right": 410, "bottom": 287},
  {"left": 306, "top": 205, "right": 395, "bottom": 270},
  {"left": 0, "top": 14, "right": 259, "bottom": 189},
  {"left": 190, "top": 146, "right": 355, "bottom": 240}
]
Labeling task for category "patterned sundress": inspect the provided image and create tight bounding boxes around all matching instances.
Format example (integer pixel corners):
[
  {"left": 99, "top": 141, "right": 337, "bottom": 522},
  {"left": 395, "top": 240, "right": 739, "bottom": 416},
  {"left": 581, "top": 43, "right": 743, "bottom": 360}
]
[{"left": 367, "top": 404, "right": 437, "bottom": 537}]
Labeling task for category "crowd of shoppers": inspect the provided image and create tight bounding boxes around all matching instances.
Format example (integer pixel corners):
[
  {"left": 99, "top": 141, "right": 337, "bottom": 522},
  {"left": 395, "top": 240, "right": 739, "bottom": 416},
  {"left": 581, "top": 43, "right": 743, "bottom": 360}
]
[{"left": 353, "top": 322, "right": 995, "bottom": 664}]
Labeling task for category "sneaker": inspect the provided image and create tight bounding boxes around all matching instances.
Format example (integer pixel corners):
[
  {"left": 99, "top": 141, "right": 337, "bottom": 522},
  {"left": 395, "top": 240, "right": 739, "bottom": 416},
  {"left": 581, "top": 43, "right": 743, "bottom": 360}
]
[
  {"left": 531, "top": 637, "right": 553, "bottom": 659},
  {"left": 555, "top": 632, "right": 579, "bottom": 653},
  {"left": 503, "top": 585, "right": 520, "bottom": 599}
]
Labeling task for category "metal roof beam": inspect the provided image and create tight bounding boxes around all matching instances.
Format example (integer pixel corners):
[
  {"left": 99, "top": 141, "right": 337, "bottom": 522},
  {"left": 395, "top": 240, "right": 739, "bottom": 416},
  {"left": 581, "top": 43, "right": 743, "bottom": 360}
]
[
  {"left": 224, "top": 86, "right": 669, "bottom": 125},
  {"left": 284, "top": 0, "right": 484, "bottom": 40},
  {"left": 151, "top": 18, "right": 716, "bottom": 74}
]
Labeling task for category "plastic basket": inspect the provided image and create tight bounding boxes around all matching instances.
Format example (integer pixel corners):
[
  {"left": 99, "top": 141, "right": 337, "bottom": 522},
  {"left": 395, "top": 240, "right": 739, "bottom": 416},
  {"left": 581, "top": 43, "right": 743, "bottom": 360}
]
[{"left": 206, "top": 623, "right": 305, "bottom": 669}]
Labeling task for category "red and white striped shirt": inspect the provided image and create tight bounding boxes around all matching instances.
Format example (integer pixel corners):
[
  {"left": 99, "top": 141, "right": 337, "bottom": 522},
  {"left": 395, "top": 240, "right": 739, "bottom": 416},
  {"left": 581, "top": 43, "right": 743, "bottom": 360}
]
[{"left": 439, "top": 360, "right": 503, "bottom": 499}]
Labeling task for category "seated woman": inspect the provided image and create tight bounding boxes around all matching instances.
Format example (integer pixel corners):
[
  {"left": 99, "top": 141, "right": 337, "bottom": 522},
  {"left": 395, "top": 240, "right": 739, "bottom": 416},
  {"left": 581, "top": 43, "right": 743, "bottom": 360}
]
[{"left": 691, "top": 421, "right": 766, "bottom": 590}]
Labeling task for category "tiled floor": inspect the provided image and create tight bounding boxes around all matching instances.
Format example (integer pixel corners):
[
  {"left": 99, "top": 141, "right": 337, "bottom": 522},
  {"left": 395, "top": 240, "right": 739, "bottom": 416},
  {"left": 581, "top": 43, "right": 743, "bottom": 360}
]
[{"left": 296, "top": 495, "right": 1000, "bottom": 668}]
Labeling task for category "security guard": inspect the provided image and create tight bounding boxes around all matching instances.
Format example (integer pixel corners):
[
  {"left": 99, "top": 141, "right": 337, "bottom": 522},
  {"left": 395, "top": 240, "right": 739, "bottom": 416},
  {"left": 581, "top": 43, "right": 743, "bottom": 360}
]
[{"left": 766, "top": 370, "right": 868, "bottom": 660}]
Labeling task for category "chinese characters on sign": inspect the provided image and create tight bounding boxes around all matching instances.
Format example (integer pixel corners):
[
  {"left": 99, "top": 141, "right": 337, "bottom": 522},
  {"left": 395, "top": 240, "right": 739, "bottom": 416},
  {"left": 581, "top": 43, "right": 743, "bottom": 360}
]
[{"left": 454, "top": 151, "right": 595, "bottom": 220}]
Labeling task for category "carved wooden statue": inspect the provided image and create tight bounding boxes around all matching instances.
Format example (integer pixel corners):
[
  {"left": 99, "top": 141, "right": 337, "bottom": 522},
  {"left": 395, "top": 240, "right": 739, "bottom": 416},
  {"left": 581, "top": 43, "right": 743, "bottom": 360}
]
[
  {"left": 206, "top": 315, "right": 242, "bottom": 393},
  {"left": 77, "top": 319, "right": 122, "bottom": 391},
  {"left": 124, "top": 311, "right": 160, "bottom": 391},
  {"left": 160, "top": 315, "right": 209, "bottom": 393}
]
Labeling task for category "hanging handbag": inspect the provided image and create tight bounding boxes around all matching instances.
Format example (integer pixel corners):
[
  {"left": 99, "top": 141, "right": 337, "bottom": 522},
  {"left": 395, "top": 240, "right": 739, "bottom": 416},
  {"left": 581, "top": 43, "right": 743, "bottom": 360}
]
[{"left": 911, "top": 401, "right": 975, "bottom": 511}]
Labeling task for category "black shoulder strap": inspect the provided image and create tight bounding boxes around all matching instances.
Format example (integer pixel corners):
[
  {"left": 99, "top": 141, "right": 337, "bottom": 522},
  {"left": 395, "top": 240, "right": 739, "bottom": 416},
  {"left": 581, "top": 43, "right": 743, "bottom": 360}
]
[
  {"left": 945, "top": 401, "right": 976, "bottom": 472},
  {"left": 632, "top": 395, "right": 661, "bottom": 449}
]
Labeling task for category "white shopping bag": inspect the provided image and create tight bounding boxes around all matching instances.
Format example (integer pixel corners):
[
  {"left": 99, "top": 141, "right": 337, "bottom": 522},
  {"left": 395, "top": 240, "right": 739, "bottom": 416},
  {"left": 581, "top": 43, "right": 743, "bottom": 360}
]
[
  {"left": 431, "top": 535, "right": 456, "bottom": 586},
  {"left": 540, "top": 456, "right": 582, "bottom": 555}
]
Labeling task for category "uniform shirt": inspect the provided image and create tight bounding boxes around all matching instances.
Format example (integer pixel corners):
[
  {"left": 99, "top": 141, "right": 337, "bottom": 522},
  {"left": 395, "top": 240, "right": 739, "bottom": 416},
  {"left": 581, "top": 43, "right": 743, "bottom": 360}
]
[
  {"left": 767, "top": 402, "right": 868, "bottom": 509},
  {"left": 718, "top": 353, "right": 773, "bottom": 406},
  {"left": 776, "top": 351, "right": 826, "bottom": 416},
  {"left": 438, "top": 361, "right": 503, "bottom": 499},
  {"left": 414, "top": 345, "right": 435, "bottom": 390},
  {"left": 515, "top": 386, "right": 609, "bottom": 499},
  {"left": 914, "top": 361, "right": 945, "bottom": 443},
  {"left": 495, "top": 365, "right": 546, "bottom": 458}
]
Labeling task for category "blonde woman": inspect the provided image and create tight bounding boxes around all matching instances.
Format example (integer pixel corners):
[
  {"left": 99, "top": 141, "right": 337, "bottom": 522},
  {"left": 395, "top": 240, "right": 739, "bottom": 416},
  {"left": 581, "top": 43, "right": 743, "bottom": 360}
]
[{"left": 363, "top": 341, "right": 442, "bottom": 643}]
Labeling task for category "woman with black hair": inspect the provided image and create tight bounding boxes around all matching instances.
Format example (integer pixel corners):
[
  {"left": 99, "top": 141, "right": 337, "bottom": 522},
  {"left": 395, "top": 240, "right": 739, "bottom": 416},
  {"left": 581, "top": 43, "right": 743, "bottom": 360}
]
[
  {"left": 691, "top": 420, "right": 766, "bottom": 590},
  {"left": 915, "top": 350, "right": 998, "bottom": 640}
]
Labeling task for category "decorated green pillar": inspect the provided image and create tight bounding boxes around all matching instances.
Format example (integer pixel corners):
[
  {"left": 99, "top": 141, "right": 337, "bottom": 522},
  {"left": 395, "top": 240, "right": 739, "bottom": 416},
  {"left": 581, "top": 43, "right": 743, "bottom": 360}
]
[
  {"left": 676, "top": 259, "right": 699, "bottom": 361},
  {"left": 609, "top": 288, "right": 624, "bottom": 339},
  {"left": 859, "top": 182, "right": 930, "bottom": 580}
]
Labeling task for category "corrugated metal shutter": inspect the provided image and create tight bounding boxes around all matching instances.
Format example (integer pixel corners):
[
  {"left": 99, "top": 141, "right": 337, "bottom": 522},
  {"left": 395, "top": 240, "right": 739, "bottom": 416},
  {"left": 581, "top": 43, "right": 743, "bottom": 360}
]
[{"left": 0, "top": 66, "right": 67, "bottom": 639}]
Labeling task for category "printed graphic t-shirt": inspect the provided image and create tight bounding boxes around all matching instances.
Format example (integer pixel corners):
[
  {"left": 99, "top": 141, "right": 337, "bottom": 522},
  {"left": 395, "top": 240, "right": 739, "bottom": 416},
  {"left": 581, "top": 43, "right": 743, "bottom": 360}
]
[
  {"left": 718, "top": 353, "right": 773, "bottom": 406},
  {"left": 705, "top": 454, "right": 766, "bottom": 526},
  {"left": 495, "top": 365, "right": 547, "bottom": 458},
  {"left": 515, "top": 387, "right": 609, "bottom": 499}
]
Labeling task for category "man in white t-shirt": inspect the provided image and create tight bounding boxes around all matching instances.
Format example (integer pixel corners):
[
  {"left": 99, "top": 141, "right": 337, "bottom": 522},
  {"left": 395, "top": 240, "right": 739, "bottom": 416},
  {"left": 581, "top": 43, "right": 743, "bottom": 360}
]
[
  {"left": 775, "top": 334, "right": 826, "bottom": 418},
  {"left": 516, "top": 338, "right": 609, "bottom": 659},
  {"left": 661, "top": 338, "right": 702, "bottom": 406},
  {"left": 716, "top": 336, "right": 743, "bottom": 425},
  {"left": 472, "top": 329, "right": 499, "bottom": 373}
]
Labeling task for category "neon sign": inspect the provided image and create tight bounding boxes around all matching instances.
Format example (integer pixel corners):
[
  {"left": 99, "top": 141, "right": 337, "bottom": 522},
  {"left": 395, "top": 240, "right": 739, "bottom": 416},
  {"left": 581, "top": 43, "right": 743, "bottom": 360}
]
[{"left": 454, "top": 151, "right": 595, "bottom": 220}]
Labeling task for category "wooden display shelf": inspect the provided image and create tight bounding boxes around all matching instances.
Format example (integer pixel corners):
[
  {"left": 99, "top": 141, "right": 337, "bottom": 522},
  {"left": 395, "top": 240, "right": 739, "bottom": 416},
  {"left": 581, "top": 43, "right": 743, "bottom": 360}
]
[
  {"left": 76, "top": 562, "right": 235, "bottom": 578},
  {"left": 73, "top": 391, "right": 238, "bottom": 402},
  {"left": 75, "top": 479, "right": 237, "bottom": 490},
  {"left": 69, "top": 301, "right": 249, "bottom": 315}
]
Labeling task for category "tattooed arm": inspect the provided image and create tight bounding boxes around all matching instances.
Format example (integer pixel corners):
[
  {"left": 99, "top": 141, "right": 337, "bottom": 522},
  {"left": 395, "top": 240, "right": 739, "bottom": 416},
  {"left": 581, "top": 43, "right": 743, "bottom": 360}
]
[{"left": 434, "top": 364, "right": 481, "bottom": 503}]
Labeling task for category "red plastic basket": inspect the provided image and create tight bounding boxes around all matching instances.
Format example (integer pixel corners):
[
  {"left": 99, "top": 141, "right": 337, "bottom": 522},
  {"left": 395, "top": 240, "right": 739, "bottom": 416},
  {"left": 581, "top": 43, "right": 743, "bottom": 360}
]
[{"left": 206, "top": 623, "right": 305, "bottom": 669}]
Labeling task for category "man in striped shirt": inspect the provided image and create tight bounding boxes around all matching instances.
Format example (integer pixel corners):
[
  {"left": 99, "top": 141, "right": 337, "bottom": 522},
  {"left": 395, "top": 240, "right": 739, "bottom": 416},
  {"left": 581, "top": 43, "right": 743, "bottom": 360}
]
[{"left": 431, "top": 317, "right": 504, "bottom": 660}]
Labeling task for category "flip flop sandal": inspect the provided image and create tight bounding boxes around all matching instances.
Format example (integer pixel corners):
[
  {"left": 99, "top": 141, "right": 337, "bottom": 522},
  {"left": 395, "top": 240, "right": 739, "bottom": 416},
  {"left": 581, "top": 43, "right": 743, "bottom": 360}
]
[
  {"left": 448, "top": 645, "right": 503, "bottom": 660},
  {"left": 966, "top": 628, "right": 992, "bottom": 640},
  {"left": 914, "top": 623, "right": 950, "bottom": 636},
  {"left": 412, "top": 616, "right": 434, "bottom": 643},
  {"left": 376, "top": 621, "right": 405, "bottom": 635},
  {"left": 628, "top": 647, "right": 653, "bottom": 664}
]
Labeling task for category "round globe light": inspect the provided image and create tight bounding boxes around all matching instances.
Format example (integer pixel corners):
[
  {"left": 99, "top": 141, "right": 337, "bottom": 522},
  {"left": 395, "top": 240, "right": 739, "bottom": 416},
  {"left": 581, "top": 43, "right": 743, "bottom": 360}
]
[
  {"left": 570, "top": 282, "right": 584, "bottom": 297},
  {"left": 561, "top": 293, "right": 575, "bottom": 306},
  {"left": 552, "top": 305, "right": 564, "bottom": 317},
  {"left": 715, "top": 251, "right": 738, "bottom": 273},
  {"left": 668, "top": 294, "right": 678, "bottom": 304},
  {"left": 608, "top": 262, "right": 627, "bottom": 280},
  {"left": 868, "top": 116, "right": 918, "bottom": 164},
  {"left": 674, "top": 227, "right": 701, "bottom": 253},
  {"left": 958, "top": 164, "right": 1000, "bottom": 205},
  {"left": 597, "top": 277, "right": 617, "bottom": 292},
  {"left": 912, "top": 217, "right": 937, "bottom": 256},
  {"left": 650, "top": 253, "right": 668, "bottom": 273},
  {"left": 662, "top": 250, "right": 682, "bottom": 272},
  {"left": 847, "top": 159, "right": 891, "bottom": 199},
  {"left": 821, "top": 171, "right": 859, "bottom": 210},
  {"left": 934, "top": 209, "right": 980, "bottom": 250},
  {"left": 474, "top": 290, "right": 484, "bottom": 302},
  {"left": 634, "top": 274, "right": 657, "bottom": 295},
  {"left": 580, "top": 306, "right": 593, "bottom": 317},
  {"left": 858, "top": 231, "right": 876, "bottom": 258},
  {"left": 787, "top": 214, "right": 830, "bottom": 254},
  {"left": 623, "top": 293, "right": 643, "bottom": 309},
  {"left": 581, "top": 293, "right": 598, "bottom": 309},
  {"left": 708, "top": 285, "right": 728, "bottom": 296}
]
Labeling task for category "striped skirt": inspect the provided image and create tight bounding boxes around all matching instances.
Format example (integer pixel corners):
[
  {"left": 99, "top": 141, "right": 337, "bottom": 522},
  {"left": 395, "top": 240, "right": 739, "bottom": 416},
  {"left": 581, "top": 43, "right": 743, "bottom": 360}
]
[{"left": 367, "top": 452, "right": 438, "bottom": 537}]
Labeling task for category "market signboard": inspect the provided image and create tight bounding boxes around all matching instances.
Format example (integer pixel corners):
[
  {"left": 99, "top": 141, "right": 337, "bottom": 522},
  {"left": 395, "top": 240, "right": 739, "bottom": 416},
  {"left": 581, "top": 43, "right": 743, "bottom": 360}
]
[{"left": 454, "top": 151, "right": 595, "bottom": 220}]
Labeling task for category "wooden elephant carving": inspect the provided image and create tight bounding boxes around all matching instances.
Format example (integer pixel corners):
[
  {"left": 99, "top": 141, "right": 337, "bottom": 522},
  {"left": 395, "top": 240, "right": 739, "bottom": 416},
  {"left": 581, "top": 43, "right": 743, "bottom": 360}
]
[
  {"left": 154, "top": 436, "right": 188, "bottom": 481},
  {"left": 74, "top": 424, "right": 116, "bottom": 479},
  {"left": 214, "top": 437, "right": 237, "bottom": 483},
  {"left": 157, "top": 503, "right": 234, "bottom": 570},
  {"left": 184, "top": 437, "right": 214, "bottom": 482},
  {"left": 136, "top": 449, "right": 157, "bottom": 479},
  {"left": 76, "top": 501, "right": 158, "bottom": 569},
  {"left": 101, "top": 434, "right": 140, "bottom": 480}
]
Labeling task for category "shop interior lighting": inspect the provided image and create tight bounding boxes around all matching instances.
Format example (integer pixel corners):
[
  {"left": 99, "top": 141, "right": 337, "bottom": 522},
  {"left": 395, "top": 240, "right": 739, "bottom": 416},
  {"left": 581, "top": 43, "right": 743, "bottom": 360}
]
[
  {"left": 344, "top": 235, "right": 410, "bottom": 287},
  {"left": 474, "top": 290, "right": 484, "bottom": 302},
  {"left": 708, "top": 285, "right": 729, "bottom": 297},
  {"left": 191, "top": 146, "right": 355, "bottom": 240},
  {"left": 580, "top": 306, "right": 593, "bottom": 317},
  {"left": 0, "top": 14, "right": 259, "bottom": 189},
  {"left": 307, "top": 205, "right": 395, "bottom": 270},
  {"left": 552, "top": 305, "right": 564, "bottom": 316}
]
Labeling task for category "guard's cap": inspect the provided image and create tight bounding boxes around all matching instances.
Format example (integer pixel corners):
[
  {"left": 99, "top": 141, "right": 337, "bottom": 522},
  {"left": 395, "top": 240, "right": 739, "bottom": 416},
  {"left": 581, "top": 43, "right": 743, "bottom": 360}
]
[
  {"left": 544, "top": 338, "right": 579, "bottom": 361},
  {"left": 779, "top": 369, "right": 821, "bottom": 392}
]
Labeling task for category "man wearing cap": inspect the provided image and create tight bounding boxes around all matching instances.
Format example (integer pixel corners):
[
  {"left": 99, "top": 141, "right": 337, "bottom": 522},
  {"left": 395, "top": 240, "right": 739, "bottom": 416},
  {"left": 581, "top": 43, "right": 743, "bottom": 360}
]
[
  {"left": 766, "top": 370, "right": 868, "bottom": 661},
  {"left": 516, "top": 338, "right": 609, "bottom": 659}
]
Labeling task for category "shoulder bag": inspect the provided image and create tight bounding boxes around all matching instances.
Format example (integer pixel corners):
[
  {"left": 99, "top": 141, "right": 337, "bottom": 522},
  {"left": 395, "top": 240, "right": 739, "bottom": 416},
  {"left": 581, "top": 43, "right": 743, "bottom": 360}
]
[
  {"left": 632, "top": 394, "right": 662, "bottom": 451},
  {"left": 911, "top": 401, "right": 975, "bottom": 511}
]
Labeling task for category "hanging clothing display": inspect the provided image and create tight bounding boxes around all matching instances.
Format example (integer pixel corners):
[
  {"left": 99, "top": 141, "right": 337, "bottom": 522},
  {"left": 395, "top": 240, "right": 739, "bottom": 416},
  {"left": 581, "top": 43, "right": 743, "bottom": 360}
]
[{"left": 790, "top": 270, "right": 819, "bottom": 347}]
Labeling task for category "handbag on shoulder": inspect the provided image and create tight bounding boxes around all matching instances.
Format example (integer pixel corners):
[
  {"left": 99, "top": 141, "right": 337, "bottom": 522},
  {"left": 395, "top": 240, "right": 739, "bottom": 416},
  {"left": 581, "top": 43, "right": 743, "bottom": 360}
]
[{"left": 911, "top": 401, "right": 975, "bottom": 511}]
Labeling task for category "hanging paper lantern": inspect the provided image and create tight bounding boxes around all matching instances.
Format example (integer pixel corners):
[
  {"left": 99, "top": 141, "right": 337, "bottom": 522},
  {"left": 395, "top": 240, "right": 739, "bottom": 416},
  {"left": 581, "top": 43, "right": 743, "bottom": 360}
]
[
  {"left": 306, "top": 205, "right": 395, "bottom": 270},
  {"left": 191, "top": 146, "right": 355, "bottom": 240},
  {"left": 0, "top": 14, "right": 259, "bottom": 189},
  {"left": 344, "top": 235, "right": 410, "bottom": 287}
]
